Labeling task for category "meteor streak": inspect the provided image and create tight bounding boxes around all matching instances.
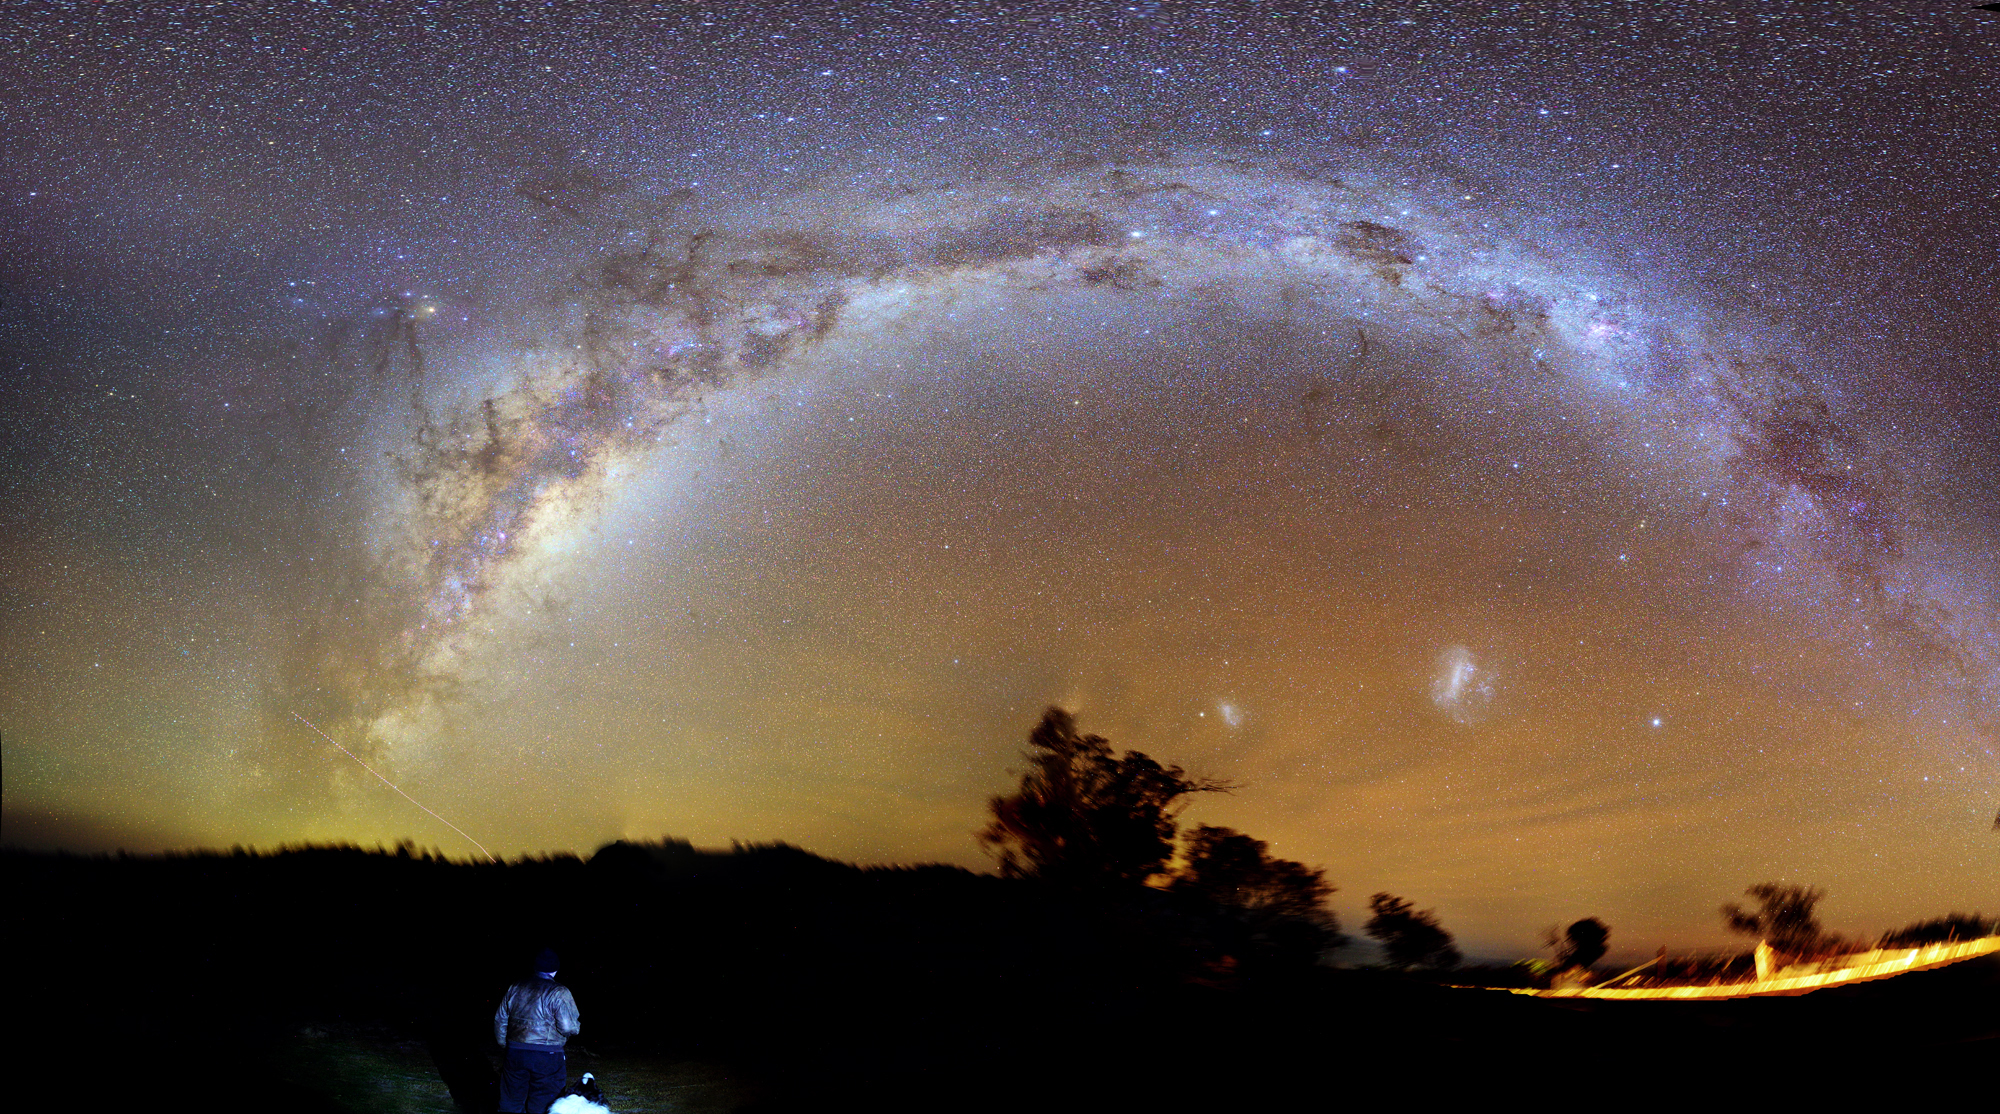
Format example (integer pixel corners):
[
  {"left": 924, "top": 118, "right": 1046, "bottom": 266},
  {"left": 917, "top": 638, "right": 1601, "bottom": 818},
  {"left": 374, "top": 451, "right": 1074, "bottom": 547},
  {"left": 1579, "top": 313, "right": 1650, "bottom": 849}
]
[{"left": 291, "top": 711, "right": 496, "bottom": 863}]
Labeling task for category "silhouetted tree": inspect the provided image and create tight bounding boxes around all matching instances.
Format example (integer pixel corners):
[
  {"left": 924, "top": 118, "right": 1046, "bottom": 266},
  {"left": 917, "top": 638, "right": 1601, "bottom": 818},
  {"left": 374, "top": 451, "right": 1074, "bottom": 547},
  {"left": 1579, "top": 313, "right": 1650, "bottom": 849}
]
[
  {"left": 1721, "top": 883, "right": 1827, "bottom": 952},
  {"left": 1878, "top": 912, "right": 1997, "bottom": 946},
  {"left": 1547, "top": 917, "right": 1610, "bottom": 970},
  {"left": 1364, "top": 892, "right": 1461, "bottom": 971},
  {"left": 979, "top": 707, "right": 1227, "bottom": 890},
  {"left": 1171, "top": 824, "right": 1345, "bottom": 963}
]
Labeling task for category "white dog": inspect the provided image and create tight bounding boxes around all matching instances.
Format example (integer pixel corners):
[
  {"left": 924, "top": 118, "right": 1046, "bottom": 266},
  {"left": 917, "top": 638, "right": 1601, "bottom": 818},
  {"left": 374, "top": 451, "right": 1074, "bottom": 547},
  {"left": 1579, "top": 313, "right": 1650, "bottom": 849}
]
[{"left": 548, "top": 1072, "right": 612, "bottom": 1114}]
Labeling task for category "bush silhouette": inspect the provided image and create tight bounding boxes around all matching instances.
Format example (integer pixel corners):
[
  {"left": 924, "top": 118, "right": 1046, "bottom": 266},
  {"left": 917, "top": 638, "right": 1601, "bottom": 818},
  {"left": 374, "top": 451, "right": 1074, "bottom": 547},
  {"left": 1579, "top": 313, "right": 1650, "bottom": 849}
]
[
  {"left": 1721, "top": 882, "right": 1828, "bottom": 952},
  {"left": 1553, "top": 917, "right": 1610, "bottom": 970},
  {"left": 1172, "top": 824, "right": 1345, "bottom": 966},
  {"left": 1364, "top": 892, "right": 1461, "bottom": 971}
]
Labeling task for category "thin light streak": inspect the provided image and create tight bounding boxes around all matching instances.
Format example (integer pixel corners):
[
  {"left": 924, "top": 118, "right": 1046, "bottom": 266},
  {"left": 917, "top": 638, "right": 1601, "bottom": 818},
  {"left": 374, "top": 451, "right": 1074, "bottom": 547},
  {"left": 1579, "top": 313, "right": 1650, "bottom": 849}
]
[{"left": 291, "top": 711, "right": 497, "bottom": 863}]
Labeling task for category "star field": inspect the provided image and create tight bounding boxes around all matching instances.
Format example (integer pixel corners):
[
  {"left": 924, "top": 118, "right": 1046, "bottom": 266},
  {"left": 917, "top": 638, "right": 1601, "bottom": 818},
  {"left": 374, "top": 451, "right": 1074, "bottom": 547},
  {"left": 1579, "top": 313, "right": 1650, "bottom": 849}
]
[{"left": 2, "top": 1, "right": 1995, "bottom": 956}]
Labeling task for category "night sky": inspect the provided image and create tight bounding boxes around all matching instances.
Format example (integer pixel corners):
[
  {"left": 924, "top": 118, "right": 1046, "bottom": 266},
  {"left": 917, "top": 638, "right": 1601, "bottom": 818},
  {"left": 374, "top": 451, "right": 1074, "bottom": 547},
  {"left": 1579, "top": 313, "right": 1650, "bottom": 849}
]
[{"left": 3, "top": 2, "right": 1995, "bottom": 956}]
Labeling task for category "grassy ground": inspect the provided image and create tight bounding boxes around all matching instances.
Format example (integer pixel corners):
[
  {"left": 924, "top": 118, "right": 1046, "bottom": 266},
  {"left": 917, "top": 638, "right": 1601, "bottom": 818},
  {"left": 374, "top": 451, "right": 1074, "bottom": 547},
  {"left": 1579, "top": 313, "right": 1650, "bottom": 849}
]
[
  {"left": 271, "top": 1025, "right": 747, "bottom": 1113},
  {"left": 271, "top": 1027, "right": 458, "bottom": 1114}
]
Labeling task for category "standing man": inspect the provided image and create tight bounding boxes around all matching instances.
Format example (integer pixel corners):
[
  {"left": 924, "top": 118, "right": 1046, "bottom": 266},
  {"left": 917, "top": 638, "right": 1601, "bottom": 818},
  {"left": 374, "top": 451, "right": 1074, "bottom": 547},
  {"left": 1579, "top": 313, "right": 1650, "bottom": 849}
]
[{"left": 494, "top": 947, "right": 581, "bottom": 1114}]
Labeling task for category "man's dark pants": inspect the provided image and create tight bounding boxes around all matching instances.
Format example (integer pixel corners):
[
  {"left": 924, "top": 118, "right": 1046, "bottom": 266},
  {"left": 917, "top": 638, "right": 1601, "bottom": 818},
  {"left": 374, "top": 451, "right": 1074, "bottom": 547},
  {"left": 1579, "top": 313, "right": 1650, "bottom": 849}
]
[{"left": 498, "top": 1047, "right": 565, "bottom": 1114}]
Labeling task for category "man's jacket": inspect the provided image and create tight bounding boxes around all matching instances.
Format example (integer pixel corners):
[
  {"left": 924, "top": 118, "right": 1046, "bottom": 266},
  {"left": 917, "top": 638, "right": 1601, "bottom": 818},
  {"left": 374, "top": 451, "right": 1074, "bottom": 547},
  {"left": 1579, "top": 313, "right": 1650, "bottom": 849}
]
[{"left": 494, "top": 975, "right": 581, "bottom": 1048}]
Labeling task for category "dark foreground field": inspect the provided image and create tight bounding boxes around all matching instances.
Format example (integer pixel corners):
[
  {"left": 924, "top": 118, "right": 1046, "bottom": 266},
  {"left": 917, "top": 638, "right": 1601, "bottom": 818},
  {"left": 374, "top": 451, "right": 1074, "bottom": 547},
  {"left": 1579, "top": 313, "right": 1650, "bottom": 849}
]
[{"left": 7, "top": 844, "right": 1992, "bottom": 1110}]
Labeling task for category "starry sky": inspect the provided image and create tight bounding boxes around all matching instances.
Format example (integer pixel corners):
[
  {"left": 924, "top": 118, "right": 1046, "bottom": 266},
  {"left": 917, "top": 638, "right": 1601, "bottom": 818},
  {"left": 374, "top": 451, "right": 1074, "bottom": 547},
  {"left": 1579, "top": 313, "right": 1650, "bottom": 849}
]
[{"left": 3, "top": 1, "right": 1995, "bottom": 957}]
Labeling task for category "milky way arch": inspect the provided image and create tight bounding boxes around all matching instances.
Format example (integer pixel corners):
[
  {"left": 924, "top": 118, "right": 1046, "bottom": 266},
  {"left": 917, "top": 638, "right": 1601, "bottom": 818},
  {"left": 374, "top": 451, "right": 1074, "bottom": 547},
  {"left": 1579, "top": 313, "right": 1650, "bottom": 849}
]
[{"left": 272, "top": 147, "right": 1993, "bottom": 778}]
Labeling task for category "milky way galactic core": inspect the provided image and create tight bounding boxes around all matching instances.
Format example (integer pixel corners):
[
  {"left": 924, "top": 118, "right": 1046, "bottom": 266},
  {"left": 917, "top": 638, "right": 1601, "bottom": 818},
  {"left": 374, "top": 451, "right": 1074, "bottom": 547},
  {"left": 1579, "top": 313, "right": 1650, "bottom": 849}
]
[
  {"left": 3, "top": 2, "right": 1994, "bottom": 951},
  {"left": 296, "top": 154, "right": 1995, "bottom": 758}
]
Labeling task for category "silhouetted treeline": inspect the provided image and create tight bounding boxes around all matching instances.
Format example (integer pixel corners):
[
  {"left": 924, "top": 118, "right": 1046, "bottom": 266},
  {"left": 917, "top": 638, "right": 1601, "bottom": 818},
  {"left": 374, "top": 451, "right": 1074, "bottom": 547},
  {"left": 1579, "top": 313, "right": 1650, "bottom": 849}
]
[
  {"left": 4, "top": 838, "right": 1346, "bottom": 1110},
  {"left": 1879, "top": 911, "right": 1998, "bottom": 946},
  {"left": 6, "top": 843, "right": 1995, "bottom": 1110}
]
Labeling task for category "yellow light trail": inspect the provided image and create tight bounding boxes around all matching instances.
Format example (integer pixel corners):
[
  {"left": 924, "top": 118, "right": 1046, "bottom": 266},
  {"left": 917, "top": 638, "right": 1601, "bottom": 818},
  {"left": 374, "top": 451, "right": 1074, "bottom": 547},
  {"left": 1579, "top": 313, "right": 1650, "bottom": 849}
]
[{"left": 1502, "top": 937, "right": 1998, "bottom": 1001}]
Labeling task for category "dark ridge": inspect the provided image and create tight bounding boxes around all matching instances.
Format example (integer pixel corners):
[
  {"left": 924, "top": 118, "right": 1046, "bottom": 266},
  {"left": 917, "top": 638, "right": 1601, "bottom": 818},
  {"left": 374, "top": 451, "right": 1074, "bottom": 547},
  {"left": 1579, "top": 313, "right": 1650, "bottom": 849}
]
[{"left": 5, "top": 844, "right": 1992, "bottom": 1109}]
